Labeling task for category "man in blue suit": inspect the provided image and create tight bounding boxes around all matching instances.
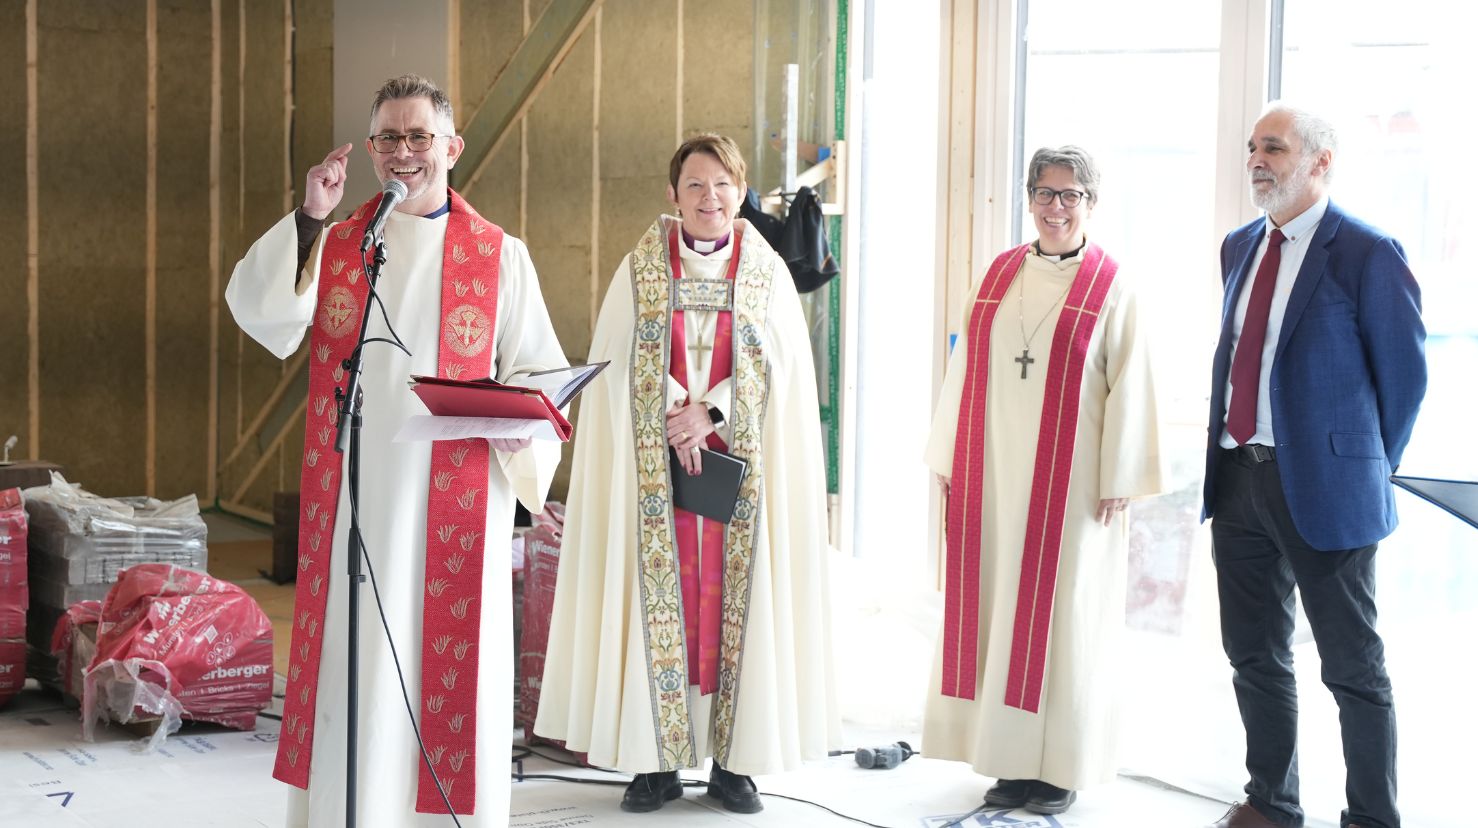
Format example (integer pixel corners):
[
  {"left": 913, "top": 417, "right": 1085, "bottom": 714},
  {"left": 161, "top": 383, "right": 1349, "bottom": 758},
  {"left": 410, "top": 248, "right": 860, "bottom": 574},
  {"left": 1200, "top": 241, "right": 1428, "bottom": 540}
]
[{"left": 1203, "top": 103, "right": 1426, "bottom": 828}]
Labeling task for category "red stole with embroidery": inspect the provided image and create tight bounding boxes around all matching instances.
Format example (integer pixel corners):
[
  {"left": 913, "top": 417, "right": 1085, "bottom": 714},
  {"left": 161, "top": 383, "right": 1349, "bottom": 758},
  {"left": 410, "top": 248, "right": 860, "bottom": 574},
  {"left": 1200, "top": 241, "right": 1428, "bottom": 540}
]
[
  {"left": 668, "top": 224, "right": 741, "bottom": 695},
  {"left": 273, "top": 189, "right": 503, "bottom": 816},
  {"left": 941, "top": 243, "right": 1119, "bottom": 711}
]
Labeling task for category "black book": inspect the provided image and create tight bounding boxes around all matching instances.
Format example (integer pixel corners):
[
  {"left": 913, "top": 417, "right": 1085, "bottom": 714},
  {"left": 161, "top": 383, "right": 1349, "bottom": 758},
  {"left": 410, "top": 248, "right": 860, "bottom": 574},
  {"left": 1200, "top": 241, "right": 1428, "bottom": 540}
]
[{"left": 669, "top": 447, "right": 749, "bottom": 523}]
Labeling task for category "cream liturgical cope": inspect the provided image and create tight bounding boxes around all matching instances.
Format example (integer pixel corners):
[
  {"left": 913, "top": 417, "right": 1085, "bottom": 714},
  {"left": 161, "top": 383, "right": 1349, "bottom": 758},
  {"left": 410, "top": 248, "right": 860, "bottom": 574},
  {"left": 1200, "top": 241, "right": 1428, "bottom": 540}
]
[
  {"left": 226, "top": 205, "right": 566, "bottom": 826},
  {"left": 534, "top": 217, "right": 840, "bottom": 775},
  {"left": 922, "top": 246, "right": 1166, "bottom": 791}
]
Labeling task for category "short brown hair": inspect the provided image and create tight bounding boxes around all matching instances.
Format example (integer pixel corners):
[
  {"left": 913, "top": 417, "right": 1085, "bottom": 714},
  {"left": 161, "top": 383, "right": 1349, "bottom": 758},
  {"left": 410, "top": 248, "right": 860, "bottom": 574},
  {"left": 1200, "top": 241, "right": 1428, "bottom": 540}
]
[
  {"left": 668, "top": 133, "right": 747, "bottom": 191},
  {"left": 369, "top": 74, "right": 455, "bottom": 134}
]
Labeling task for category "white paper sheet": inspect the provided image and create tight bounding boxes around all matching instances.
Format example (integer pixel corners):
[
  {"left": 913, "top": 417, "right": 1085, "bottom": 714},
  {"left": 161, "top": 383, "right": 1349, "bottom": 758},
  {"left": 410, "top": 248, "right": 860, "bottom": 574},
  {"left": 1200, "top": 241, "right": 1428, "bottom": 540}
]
[{"left": 392, "top": 415, "right": 562, "bottom": 443}]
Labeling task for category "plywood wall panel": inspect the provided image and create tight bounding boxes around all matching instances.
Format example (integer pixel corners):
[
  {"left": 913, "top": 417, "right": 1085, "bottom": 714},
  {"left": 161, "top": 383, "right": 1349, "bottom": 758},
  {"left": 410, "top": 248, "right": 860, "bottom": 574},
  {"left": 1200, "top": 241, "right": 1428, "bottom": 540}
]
[
  {"left": 684, "top": 1, "right": 754, "bottom": 160},
  {"left": 457, "top": 0, "right": 524, "bottom": 237},
  {"left": 596, "top": 0, "right": 678, "bottom": 305},
  {"left": 230, "top": 0, "right": 296, "bottom": 509},
  {"left": 35, "top": 0, "right": 148, "bottom": 495},
  {"left": 155, "top": 0, "right": 214, "bottom": 499},
  {"left": 524, "top": 31, "right": 595, "bottom": 361},
  {"left": 0, "top": 0, "right": 29, "bottom": 457},
  {"left": 293, "top": 0, "right": 335, "bottom": 198}
]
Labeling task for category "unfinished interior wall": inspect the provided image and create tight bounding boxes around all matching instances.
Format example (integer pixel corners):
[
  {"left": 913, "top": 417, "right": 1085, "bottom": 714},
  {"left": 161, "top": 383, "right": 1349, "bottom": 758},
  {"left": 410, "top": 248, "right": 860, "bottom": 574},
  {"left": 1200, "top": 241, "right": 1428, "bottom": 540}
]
[
  {"left": 0, "top": 0, "right": 332, "bottom": 520},
  {"left": 0, "top": 0, "right": 758, "bottom": 513},
  {"left": 457, "top": 0, "right": 756, "bottom": 500}
]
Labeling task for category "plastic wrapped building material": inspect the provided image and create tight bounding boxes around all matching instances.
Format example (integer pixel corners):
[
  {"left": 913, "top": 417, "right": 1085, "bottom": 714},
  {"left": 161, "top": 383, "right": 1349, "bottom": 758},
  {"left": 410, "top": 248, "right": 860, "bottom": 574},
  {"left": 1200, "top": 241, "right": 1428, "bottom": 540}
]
[
  {"left": 24, "top": 472, "right": 208, "bottom": 586},
  {"left": 23, "top": 473, "right": 209, "bottom": 688},
  {"left": 1, "top": 487, "right": 27, "bottom": 706},
  {"left": 77, "top": 564, "right": 272, "bottom": 750}
]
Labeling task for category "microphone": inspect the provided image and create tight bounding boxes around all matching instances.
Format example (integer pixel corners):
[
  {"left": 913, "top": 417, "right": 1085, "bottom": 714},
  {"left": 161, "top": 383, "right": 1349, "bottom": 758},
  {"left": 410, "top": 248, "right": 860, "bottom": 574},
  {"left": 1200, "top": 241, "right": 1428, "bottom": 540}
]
[{"left": 360, "top": 179, "right": 409, "bottom": 252}]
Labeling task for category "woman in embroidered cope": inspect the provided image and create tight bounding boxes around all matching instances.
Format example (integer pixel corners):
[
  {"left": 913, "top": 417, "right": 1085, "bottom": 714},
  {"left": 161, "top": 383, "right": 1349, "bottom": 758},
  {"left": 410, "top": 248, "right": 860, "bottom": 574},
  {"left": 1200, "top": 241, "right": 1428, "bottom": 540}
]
[
  {"left": 922, "top": 146, "right": 1167, "bottom": 815},
  {"left": 534, "top": 134, "right": 838, "bottom": 815}
]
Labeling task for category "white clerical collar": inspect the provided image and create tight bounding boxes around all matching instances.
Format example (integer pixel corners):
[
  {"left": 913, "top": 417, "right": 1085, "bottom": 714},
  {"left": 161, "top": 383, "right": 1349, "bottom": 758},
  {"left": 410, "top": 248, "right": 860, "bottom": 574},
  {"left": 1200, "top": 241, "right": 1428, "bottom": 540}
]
[
  {"left": 682, "top": 228, "right": 731, "bottom": 255},
  {"left": 1265, "top": 194, "right": 1328, "bottom": 242},
  {"left": 1032, "top": 239, "right": 1086, "bottom": 263}
]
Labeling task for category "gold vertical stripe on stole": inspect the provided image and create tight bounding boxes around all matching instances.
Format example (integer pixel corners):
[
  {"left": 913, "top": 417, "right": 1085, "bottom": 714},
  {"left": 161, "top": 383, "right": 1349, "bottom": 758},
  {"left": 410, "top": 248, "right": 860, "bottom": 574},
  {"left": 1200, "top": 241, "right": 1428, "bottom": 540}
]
[
  {"left": 1012, "top": 251, "right": 1109, "bottom": 708},
  {"left": 629, "top": 216, "right": 697, "bottom": 770},
  {"left": 709, "top": 225, "right": 772, "bottom": 765}
]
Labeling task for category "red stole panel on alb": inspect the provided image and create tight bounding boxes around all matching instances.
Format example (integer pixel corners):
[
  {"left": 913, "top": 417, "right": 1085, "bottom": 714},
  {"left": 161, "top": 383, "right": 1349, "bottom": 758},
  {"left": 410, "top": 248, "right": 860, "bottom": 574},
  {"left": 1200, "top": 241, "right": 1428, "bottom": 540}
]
[
  {"left": 667, "top": 224, "right": 741, "bottom": 695},
  {"left": 272, "top": 189, "right": 503, "bottom": 817},
  {"left": 943, "top": 244, "right": 1118, "bottom": 711}
]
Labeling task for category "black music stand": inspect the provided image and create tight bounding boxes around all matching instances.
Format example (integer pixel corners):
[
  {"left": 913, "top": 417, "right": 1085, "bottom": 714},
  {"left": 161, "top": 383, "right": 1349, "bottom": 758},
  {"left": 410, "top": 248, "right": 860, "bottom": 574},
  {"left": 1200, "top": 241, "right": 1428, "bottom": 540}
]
[{"left": 1391, "top": 475, "right": 1478, "bottom": 531}]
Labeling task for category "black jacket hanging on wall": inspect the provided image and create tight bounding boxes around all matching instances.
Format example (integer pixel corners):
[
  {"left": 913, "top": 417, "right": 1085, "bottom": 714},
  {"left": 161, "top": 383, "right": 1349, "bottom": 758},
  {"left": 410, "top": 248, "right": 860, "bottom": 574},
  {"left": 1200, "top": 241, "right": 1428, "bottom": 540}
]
[{"left": 740, "top": 186, "right": 840, "bottom": 293}]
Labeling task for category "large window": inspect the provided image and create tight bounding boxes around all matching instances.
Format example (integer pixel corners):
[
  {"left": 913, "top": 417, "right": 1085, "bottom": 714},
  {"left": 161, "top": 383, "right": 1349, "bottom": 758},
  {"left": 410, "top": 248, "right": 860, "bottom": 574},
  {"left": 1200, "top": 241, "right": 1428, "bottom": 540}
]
[
  {"left": 1279, "top": 2, "right": 1478, "bottom": 824},
  {"left": 1005, "top": 2, "right": 1476, "bottom": 824}
]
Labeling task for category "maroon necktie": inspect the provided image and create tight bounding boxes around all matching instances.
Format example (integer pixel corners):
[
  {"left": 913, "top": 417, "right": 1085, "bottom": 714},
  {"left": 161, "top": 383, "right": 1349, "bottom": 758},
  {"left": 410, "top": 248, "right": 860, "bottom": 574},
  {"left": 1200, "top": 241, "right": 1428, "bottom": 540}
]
[{"left": 1227, "top": 228, "right": 1286, "bottom": 445}]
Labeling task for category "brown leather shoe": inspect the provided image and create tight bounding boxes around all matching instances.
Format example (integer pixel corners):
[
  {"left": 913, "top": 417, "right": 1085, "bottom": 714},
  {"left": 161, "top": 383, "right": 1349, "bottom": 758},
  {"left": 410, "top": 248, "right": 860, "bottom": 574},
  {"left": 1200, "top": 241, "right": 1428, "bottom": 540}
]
[{"left": 1208, "top": 801, "right": 1280, "bottom": 828}]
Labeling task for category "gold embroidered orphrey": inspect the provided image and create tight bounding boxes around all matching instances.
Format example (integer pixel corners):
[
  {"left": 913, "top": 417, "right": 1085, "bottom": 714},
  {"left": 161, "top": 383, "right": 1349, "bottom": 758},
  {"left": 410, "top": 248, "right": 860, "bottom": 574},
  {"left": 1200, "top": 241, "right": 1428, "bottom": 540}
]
[{"left": 628, "top": 215, "right": 774, "bottom": 770}]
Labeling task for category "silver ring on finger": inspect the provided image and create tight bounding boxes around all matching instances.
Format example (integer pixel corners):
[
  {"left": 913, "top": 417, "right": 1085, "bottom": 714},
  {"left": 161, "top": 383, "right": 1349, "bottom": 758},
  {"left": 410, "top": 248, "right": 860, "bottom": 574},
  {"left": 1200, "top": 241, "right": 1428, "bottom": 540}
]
[{"left": 690, "top": 446, "right": 701, "bottom": 455}]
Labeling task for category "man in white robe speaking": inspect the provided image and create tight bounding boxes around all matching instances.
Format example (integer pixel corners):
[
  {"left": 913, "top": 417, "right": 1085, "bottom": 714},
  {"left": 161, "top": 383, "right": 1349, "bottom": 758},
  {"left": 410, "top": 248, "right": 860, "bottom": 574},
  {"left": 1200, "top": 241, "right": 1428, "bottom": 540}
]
[
  {"left": 534, "top": 134, "right": 839, "bottom": 815},
  {"left": 226, "top": 74, "right": 566, "bottom": 826}
]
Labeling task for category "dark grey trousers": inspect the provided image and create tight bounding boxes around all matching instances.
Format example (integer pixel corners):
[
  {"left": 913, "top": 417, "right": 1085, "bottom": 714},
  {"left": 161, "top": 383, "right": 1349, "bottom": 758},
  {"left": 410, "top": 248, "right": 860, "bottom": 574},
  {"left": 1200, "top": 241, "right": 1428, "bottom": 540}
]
[{"left": 1210, "top": 447, "right": 1399, "bottom": 828}]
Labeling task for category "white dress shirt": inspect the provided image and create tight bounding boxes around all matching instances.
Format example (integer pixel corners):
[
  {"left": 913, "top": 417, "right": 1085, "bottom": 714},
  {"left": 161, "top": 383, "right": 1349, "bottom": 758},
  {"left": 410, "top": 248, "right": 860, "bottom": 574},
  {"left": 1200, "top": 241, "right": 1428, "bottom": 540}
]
[{"left": 1218, "top": 195, "right": 1329, "bottom": 448}]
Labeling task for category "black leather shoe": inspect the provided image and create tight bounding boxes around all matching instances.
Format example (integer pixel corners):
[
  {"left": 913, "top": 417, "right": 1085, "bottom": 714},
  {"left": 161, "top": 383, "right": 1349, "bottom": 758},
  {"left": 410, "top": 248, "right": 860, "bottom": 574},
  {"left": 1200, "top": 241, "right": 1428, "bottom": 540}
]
[
  {"left": 620, "top": 771, "right": 683, "bottom": 812},
  {"left": 707, "top": 762, "right": 763, "bottom": 813},
  {"left": 1025, "top": 781, "right": 1076, "bottom": 814},
  {"left": 983, "top": 778, "right": 1033, "bottom": 809}
]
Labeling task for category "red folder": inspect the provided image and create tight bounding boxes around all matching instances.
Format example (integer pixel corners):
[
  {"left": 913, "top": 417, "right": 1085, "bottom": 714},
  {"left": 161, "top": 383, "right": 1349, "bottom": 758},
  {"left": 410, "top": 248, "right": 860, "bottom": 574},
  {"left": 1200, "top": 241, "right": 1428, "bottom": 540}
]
[{"left": 409, "top": 376, "right": 574, "bottom": 441}]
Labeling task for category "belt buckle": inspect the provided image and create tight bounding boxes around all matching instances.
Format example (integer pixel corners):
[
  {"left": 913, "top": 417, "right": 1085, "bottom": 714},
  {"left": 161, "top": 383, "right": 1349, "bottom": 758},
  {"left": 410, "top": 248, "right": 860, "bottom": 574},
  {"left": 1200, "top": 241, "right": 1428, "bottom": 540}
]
[{"left": 1246, "top": 444, "right": 1275, "bottom": 463}]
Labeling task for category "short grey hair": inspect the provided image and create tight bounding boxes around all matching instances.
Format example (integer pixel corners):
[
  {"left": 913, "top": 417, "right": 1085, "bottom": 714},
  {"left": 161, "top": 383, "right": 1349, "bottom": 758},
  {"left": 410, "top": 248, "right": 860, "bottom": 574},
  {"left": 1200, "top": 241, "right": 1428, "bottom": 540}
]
[
  {"left": 1262, "top": 100, "right": 1337, "bottom": 178},
  {"left": 1026, "top": 145, "right": 1101, "bottom": 204},
  {"left": 368, "top": 74, "right": 456, "bottom": 135}
]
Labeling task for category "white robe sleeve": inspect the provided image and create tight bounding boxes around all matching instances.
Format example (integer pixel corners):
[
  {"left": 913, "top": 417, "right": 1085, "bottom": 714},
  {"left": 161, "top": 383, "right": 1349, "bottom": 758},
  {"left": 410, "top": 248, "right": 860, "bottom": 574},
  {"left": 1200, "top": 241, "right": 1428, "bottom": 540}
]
[
  {"left": 224, "top": 210, "right": 329, "bottom": 360},
  {"left": 1097, "top": 278, "right": 1169, "bottom": 499},
  {"left": 489, "top": 235, "right": 569, "bottom": 514}
]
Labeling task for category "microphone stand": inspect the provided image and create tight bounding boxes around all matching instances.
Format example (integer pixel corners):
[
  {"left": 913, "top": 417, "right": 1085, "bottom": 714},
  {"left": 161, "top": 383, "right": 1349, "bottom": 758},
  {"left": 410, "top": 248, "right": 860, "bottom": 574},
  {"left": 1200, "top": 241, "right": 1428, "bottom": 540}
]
[{"left": 333, "top": 235, "right": 387, "bottom": 828}]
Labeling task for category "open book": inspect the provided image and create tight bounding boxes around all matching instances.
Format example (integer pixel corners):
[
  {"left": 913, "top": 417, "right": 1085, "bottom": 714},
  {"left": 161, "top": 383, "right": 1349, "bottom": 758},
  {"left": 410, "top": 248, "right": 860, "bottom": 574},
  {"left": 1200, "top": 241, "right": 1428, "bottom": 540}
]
[{"left": 393, "top": 362, "right": 609, "bottom": 444}]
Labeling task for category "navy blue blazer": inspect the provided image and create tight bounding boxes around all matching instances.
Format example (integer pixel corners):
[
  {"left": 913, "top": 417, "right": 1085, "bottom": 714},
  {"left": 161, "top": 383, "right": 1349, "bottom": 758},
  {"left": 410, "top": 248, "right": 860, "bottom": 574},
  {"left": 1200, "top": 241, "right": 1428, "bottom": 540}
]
[{"left": 1202, "top": 201, "right": 1427, "bottom": 551}]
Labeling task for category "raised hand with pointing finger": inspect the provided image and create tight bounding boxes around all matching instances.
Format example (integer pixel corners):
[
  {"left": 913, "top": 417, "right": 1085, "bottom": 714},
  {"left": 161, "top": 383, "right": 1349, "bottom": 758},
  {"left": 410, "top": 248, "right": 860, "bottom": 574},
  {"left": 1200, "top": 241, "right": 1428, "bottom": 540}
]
[{"left": 303, "top": 142, "right": 354, "bottom": 221}]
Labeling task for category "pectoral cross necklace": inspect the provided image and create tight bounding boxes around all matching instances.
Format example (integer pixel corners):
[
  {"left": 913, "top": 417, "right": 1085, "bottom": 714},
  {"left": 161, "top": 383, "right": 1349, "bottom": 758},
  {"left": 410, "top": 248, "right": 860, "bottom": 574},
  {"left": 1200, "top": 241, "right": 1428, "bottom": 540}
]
[
  {"left": 1016, "top": 273, "right": 1073, "bottom": 379},
  {"left": 687, "top": 311, "right": 718, "bottom": 375}
]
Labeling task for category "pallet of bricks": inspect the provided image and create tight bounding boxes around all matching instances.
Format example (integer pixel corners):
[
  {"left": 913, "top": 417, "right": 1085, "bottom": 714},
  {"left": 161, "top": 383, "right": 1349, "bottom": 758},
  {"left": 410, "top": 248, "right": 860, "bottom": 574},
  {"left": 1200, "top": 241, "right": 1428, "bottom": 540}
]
[
  {"left": 1, "top": 488, "right": 27, "bottom": 705},
  {"left": 22, "top": 472, "right": 207, "bottom": 691}
]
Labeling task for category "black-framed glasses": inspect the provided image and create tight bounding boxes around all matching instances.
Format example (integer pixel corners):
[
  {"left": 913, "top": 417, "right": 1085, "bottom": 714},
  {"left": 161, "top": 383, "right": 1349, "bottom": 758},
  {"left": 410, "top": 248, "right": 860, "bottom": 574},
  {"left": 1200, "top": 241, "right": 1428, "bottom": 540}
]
[
  {"left": 1029, "top": 187, "right": 1088, "bottom": 207},
  {"left": 369, "top": 132, "right": 443, "bottom": 153}
]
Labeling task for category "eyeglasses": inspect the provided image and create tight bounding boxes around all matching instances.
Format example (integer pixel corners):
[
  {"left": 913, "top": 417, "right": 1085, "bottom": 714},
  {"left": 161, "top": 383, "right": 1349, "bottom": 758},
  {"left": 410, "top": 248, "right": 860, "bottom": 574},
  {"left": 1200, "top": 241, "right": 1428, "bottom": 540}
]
[
  {"left": 369, "top": 132, "right": 443, "bottom": 153},
  {"left": 1029, "top": 187, "right": 1089, "bottom": 207}
]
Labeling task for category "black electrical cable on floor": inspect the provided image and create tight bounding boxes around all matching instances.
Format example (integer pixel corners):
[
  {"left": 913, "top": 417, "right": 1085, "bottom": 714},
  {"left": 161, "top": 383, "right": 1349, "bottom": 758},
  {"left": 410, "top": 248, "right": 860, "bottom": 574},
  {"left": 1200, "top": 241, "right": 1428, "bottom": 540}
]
[{"left": 510, "top": 750, "right": 903, "bottom": 828}]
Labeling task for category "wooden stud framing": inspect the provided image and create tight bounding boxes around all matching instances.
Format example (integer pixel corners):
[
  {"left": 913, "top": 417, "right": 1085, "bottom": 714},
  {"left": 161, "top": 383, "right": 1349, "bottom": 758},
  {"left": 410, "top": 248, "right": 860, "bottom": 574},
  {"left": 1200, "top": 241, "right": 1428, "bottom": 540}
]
[
  {"left": 25, "top": 0, "right": 39, "bottom": 459},
  {"left": 589, "top": 7, "right": 602, "bottom": 335},
  {"left": 146, "top": 0, "right": 159, "bottom": 496},
  {"left": 220, "top": 348, "right": 308, "bottom": 470},
  {"left": 229, "top": 397, "right": 307, "bottom": 504},
  {"left": 458, "top": 0, "right": 604, "bottom": 194},
  {"left": 208, "top": 0, "right": 222, "bottom": 501}
]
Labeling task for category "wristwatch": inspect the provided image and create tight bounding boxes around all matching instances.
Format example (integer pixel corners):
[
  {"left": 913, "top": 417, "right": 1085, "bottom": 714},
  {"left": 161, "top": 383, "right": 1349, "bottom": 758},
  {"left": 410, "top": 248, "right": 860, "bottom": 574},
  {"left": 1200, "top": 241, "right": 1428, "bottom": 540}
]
[{"left": 705, "top": 404, "right": 725, "bottom": 426}]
